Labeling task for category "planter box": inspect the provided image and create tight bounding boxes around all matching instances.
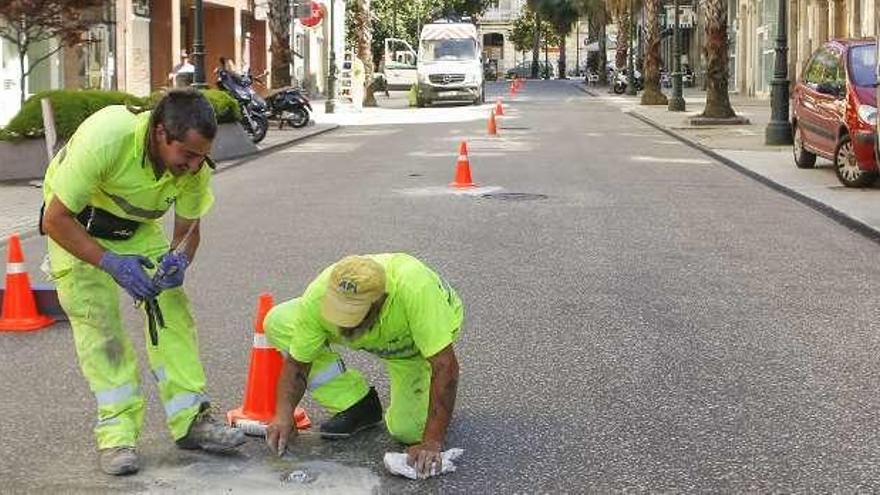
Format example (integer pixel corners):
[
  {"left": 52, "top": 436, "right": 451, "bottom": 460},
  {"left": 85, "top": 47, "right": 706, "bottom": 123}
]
[
  {"left": 211, "top": 122, "right": 258, "bottom": 161},
  {"left": 0, "top": 138, "right": 50, "bottom": 182},
  {"left": 0, "top": 122, "right": 255, "bottom": 182}
]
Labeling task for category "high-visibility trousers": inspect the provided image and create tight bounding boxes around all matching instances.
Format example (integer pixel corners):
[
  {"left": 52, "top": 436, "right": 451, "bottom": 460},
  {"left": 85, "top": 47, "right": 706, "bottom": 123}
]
[
  {"left": 306, "top": 346, "right": 433, "bottom": 445},
  {"left": 48, "top": 223, "right": 207, "bottom": 449}
]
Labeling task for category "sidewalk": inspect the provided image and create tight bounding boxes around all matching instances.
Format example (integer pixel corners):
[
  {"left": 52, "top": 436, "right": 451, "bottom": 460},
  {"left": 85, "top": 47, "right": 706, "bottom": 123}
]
[
  {"left": 580, "top": 82, "right": 880, "bottom": 240},
  {"left": 0, "top": 123, "right": 339, "bottom": 242}
]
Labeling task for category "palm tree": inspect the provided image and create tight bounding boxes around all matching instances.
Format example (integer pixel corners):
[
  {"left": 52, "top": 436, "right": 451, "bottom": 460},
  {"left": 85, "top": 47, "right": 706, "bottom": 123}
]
[
  {"left": 527, "top": 0, "right": 543, "bottom": 78},
  {"left": 640, "top": 0, "right": 666, "bottom": 104},
  {"left": 605, "top": 0, "right": 629, "bottom": 69},
  {"left": 700, "top": 0, "right": 736, "bottom": 118},
  {"left": 351, "top": 0, "right": 377, "bottom": 106},
  {"left": 268, "top": 0, "right": 292, "bottom": 88},
  {"left": 541, "top": 0, "right": 580, "bottom": 79}
]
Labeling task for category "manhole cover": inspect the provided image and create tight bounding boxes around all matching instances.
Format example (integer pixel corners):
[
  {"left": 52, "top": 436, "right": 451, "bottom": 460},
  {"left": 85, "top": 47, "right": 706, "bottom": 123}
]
[{"left": 480, "top": 192, "right": 548, "bottom": 201}]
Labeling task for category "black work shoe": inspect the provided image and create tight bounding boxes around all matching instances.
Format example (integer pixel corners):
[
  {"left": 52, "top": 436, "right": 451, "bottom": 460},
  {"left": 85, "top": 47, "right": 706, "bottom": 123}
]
[
  {"left": 320, "top": 387, "right": 383, "bottom": 439},
  {"left": 98, "top": 446, "right": 139, "bottom": 476},
  {"left": 176, "top": 403, "right": 246, "bottom": 453}
]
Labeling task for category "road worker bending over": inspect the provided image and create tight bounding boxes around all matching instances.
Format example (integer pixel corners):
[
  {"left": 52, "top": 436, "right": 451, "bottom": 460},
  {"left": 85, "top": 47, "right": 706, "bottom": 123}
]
[
  {"left": 264, "top": 253, "right": 462, "bottom": 478},
  {"left": 41, "top": 89, "right": 245, "bottom": 476}
]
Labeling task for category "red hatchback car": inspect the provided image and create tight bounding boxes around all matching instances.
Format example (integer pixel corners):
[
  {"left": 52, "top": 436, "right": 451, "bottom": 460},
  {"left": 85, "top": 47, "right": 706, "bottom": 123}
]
[{"left": 791, "top": 39, "right": 878, "bottom": 187}]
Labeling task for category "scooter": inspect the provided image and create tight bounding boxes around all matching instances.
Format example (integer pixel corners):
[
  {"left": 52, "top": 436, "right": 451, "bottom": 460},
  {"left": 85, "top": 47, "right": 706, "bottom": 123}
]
[
  {"left": 265, "top": 87, "right": 312, "bottom": 129},
  {"left": 612, "top": 69, "right": 643, "bottom": 94},
  {"left": 216, "top": 69, "right": 270, "bottom": 144}
]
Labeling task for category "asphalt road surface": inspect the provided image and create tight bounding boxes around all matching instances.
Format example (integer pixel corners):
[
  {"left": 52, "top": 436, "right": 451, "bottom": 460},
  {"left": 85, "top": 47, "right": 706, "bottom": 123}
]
[{"left": 2, "top": 80, "right": 880, "bottom": 493}]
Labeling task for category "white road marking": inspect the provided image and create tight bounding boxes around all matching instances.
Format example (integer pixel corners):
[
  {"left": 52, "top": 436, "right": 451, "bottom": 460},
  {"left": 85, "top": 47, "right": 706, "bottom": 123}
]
[{"left": 631, "top": 155, "right": 712, "bottom": 164}]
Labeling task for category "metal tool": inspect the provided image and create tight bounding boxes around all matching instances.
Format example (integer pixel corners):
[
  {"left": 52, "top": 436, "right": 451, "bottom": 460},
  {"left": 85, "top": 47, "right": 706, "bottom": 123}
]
[{"left": 141, "top": 221, "right": 200, "bottom": 346}]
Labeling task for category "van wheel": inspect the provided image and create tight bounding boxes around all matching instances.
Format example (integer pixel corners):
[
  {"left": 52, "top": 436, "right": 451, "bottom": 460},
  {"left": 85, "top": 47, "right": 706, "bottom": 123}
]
[
  {"left": 834, "top": 134, "right": 878, "bottom": 187},
  {"left": 792, "top": 124, "right": 816, "bottom": 169}
]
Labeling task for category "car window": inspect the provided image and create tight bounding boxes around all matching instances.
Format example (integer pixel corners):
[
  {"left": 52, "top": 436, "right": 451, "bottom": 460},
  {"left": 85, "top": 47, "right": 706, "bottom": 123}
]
[
  {"left": 848, "top": 44, "right": 877, "bottom": 87},
  {"left": 803, "top": 50, "right": 828, "bottom": 86}
]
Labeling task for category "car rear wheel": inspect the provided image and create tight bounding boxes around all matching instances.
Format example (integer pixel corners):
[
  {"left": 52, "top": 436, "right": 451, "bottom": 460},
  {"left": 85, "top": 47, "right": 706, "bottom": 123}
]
[
  {"left": 834, "top": 134, "right": 878, "bottom": 187},
  {"left": 792, "top": 124, "right": 817, "bottom": 169}
]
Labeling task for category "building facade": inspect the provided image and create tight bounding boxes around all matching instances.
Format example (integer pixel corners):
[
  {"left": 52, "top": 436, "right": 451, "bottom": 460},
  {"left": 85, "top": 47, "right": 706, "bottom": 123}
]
[
  {"left": 734, "top": 0, "right": 876, "bottom": 97},
  {"left": 0, "top": 0, "right": 346, "bottom": 126}
]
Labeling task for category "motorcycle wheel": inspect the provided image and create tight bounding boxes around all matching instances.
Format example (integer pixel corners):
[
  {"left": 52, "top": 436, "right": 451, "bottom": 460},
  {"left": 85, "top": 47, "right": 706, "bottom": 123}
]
[
  {"left": 286, "top": 108, "right": 310, "bottom": 129},
  {"left": 613, "top": 83, "right": 625, "bottom": 94},
  {"left": 248, "top": 114, "right": 269, "bottom": 144}
]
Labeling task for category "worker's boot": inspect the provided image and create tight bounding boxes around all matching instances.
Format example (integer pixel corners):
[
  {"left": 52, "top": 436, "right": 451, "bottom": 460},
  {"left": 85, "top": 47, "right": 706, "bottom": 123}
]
[
  {"left": 176, "top": 403, "right": 246, "bottom": 453},
  {"left": 98, "top": 446, "right": 139, "bottom": 476},
  {"left": 320, "top": 387, "right": 383, "bottom": 439}
]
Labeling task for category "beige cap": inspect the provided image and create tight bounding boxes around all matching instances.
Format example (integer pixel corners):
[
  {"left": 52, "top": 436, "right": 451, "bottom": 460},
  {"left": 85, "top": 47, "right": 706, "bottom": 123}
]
[{"left": 321, "top": 256, "right": 386, "bottom": 327}]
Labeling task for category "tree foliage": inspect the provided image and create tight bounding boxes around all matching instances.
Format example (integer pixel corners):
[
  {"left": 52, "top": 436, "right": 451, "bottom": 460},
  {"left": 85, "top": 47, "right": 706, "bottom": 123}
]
[{"left": 0, "top": 0, "right": 105, "bottom": 103}]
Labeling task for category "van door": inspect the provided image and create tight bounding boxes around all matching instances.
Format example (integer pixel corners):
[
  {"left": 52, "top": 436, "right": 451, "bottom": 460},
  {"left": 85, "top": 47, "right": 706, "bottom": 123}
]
[{"left": 381, "top": 38, "right": 417, "bottom": 91}]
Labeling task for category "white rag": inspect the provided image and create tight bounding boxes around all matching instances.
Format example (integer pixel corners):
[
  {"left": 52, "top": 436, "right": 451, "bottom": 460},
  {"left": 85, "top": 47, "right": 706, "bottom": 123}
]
[{"left": 383, "top": 448, "right": 464, "bottom": 480}]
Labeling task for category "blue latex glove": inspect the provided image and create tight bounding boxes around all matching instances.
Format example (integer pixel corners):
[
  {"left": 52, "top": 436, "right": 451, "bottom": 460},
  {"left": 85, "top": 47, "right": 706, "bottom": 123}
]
[
  {"left": 99, "top": 252, "right": 158, "bottom": 301},
  {"left": 154, "top": 251, "right": 190, "bottom": 290}
]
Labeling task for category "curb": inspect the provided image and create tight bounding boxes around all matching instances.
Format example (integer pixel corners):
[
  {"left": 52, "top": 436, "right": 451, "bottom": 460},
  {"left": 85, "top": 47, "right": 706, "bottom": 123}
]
[
  {"left": 626, "top": 110, "right": 880, "bottom": 244},
  {"left": 2, "top": 123, "right": 342, "bottom": 246},
  {"left": 215, "top": 123, "right": 340, "bottom": 175}
]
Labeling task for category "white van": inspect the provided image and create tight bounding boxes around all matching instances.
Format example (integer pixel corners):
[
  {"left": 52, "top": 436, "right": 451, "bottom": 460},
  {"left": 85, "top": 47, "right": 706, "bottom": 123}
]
[{"left": 416, "top": 20, "right": 484, "bottom": 107}]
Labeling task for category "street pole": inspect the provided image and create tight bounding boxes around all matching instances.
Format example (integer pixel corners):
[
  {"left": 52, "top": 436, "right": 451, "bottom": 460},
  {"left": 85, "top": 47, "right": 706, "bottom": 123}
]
[
  {"left": 192, "top": 0, "right": 207, "bottom": 88},
  {"left": 575, "top": 19, "right": 580, "bottom": 77},
  {"left": 765, "top": 0, "right": 793, "bottom": 144},
  {"left": 325, "top": 0, "right": 337, "bottom": 113},
  {"left": 625, "top": 0, "right": 637, "bottom": 95},
  {"left": 668, "top": 0, "right": 686, "bottom": 111},
  {"left": 291, "top": 0, "right": 298, "bottom": 87}
]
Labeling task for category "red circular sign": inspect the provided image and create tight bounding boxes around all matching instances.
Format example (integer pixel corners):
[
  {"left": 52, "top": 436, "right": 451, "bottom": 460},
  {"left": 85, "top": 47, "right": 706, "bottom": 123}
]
[{"left": 301, "top": 2, "right": 325, "bottom": 28}]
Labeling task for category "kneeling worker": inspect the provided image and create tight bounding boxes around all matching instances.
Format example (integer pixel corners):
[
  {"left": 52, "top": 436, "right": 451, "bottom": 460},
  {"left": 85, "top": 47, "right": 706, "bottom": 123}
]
[{"left": 264, "top": 254, "right": 462, "bottom": 477}]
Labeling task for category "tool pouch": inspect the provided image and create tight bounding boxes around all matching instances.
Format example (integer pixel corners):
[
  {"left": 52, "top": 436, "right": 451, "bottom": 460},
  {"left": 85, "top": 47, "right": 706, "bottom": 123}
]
[{"left": 75, "top": 206, "right": 141, "bottom": 241}]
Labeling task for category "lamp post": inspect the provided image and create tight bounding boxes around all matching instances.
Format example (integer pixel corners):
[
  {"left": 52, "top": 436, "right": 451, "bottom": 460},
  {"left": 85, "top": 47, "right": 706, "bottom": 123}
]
[
  {"left": 325, "top": 0, "right": 337, "bottom": 113},
  {"left": 668, "top": 0, "right": 685, "bottom": 110},
  {"left": 765, "top": 0, "right": 793, "bottom": 144},
  {"left": 625, "top": 0, "right": 637, "bottom": 95},
  {"left": 191, "top": 0, "right": 207, "bottom": 88}
]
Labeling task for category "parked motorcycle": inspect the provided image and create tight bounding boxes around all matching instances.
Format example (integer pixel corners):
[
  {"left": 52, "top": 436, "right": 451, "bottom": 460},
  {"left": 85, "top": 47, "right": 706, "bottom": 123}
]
[
  {"left": 265, "top": 87, "right": 312, "bottom": 129},
  {"left": 612, "top": 69, "right": 643, "bottom": 94},
  {"left": 216, "top": 69, "right": 270, "bottom": 144}
]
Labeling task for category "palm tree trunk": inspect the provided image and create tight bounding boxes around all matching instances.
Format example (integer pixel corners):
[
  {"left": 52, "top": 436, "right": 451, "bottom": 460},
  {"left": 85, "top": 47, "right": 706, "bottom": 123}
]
[
  {"left": 701, "top": 0, "right": 736, "bottom": 118},
  {"left": 268, "top": 0, "right": 291, "bottom": 88},
  {"left": 532, "top": 10, "right": 541, "bottom": 78},
  {"left": 640, "top": 0, "right": 667, "bottom": 104},
  {"left": 599, "top": 19, "right": 608, "bottom": 84},
  {"left": 353, "top": 0, "right": 377, "bottom": 106},
  {"left": 615, "top": 10, "right": 629, "bottom": 69},
  {"left": 558, "top": 41, "right": 567, "bottom": 79}
]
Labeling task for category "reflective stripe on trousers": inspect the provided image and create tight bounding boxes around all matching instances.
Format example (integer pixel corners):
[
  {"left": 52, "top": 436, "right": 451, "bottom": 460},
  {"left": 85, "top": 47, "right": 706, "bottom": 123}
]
[
  {"left": 309, "top": 360, "right": 346, "bottom": 391},
  {"left": 164, "top": 392, "right": 208, "bottom": 418},
  {"left": 95, "top": 383, "right": 139, "bottom": 407}
]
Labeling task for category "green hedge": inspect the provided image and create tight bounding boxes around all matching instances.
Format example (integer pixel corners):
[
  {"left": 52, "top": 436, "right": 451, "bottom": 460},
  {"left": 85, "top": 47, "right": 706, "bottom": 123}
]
[{"left": 0, "top": 89, "right": 241, "bottom": 142}]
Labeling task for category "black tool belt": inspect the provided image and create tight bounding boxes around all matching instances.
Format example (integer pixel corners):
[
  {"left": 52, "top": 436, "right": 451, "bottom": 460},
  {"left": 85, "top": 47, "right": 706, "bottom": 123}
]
[{"left": 76, "top": 206, "right": 141, "bottom": 240}]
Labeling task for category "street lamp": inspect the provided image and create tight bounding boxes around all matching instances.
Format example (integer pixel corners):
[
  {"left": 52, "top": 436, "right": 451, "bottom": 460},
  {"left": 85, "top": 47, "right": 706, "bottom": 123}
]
[
  {"left": 625, "top": 0, "right": 637, "bottom": 95},
  {"left": 765, "top": 0, "right": 793, "bottom": 144},
  {"left": 668, "top": 0, "right": 685, "bottom": 111},
  {"left": 325, "top": 0, "right": 337, "bottom": 113},
  {"left": 191, "top": 0, "right": 207, "bottom": 88}
]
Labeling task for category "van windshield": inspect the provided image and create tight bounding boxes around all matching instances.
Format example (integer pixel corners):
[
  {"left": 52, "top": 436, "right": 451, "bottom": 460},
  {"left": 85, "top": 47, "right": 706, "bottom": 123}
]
[
  {"left": 848, "top": 44, "right": 877, "bottom": 87},
  {"left": 420, "top": 39, "right": 476, "bottom": 62}
]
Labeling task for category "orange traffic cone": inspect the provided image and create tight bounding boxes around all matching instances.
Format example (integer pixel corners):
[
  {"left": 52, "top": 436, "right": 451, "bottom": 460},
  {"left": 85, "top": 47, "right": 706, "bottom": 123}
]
[
  {"left": 487, "top": 109, "right": 498, "bottom": 136},
  {"left": 227, "top": 292, "right": 311, "bottom": 436},
  {"left": 495, "top": 97, "right": 504, "bottom": 116},
  {"left": 0, "top": 234, "right": 54, "bottom": 332},
  {"left": 450, "top": 141, "right": 476, "bottom": 188}
]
